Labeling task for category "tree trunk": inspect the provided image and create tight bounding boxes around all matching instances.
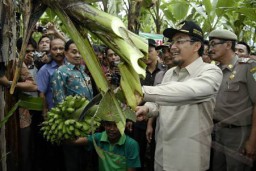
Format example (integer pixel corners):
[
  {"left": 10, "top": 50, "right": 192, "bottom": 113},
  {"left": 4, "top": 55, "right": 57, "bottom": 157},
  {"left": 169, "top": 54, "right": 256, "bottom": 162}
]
[
  {"left": 150, "top": 0, "right": 162, "bottom": 34},
  {"left": 128, "top": 0, "right": 142, "bottom": 34},
  {"left": 0, "top": 0, "right": 20, "bottom": 171},
  {"left": 0, "top": 87, "right": 7, "bottom": 171},
  {"left": 5, "top": 62, "right": 21, "bottom": 171},
  {"left": 0, "top": 0, "right": 17, "bottom": 63},
  {"left": 155, "top": 15, "right": 161, "bottom": 34}
]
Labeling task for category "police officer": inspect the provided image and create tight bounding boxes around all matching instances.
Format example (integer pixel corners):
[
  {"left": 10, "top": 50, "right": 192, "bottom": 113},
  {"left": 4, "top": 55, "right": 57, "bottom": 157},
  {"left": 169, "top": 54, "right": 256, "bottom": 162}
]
[{"left": 209, "top": 29, "right": 256, "bottom": 171}]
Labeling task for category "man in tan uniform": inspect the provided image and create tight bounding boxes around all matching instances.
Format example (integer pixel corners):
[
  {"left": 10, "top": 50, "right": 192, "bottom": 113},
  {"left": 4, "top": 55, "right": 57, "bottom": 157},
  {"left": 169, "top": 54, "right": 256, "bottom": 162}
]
[
  {"left": 136, "top": 21, "right": 223, "bottom": 171},
  {"left": 209, "top": 29, "right": 256, "bottom": 171}
]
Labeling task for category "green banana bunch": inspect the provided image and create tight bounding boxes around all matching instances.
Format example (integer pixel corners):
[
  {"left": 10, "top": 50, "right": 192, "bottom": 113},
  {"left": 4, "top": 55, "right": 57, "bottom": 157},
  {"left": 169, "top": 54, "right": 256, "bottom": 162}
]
[{"left": 41, "top": 95, "right": 101, "bottom": 144}]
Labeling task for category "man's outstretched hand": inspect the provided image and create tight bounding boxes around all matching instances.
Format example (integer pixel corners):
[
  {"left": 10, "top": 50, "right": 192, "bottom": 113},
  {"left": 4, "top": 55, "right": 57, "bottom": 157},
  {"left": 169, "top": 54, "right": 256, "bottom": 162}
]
[{"left": 135, "top": 106, "right": 149, "bottom": 121}]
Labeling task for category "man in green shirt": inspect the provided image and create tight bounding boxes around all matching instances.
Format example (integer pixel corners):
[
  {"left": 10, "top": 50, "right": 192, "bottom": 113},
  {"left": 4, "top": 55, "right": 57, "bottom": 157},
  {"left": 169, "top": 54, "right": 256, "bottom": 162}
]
[{"left": 75, "top": 121, "right": 141, "bottom": 171}]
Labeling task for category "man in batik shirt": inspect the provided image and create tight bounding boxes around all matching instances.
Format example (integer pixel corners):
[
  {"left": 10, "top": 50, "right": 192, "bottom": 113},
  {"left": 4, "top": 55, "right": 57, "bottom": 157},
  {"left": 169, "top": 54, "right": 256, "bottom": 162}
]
[{"left": 51, "top": 39, "right": 93, "bottom": 171}]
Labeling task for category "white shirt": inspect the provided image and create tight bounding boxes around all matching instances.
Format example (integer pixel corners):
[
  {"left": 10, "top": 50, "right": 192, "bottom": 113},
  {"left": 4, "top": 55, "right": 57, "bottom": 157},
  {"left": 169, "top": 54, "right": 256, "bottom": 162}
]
[{"left": 143, "top": 57, "right": 223, "bottom": 171}]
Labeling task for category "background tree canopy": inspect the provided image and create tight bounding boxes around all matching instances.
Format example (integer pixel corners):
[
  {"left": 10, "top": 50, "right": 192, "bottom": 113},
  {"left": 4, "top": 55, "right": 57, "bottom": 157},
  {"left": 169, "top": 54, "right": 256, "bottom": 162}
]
[{"left": 35, "top": 0, "right": 256, "bottom": 51}]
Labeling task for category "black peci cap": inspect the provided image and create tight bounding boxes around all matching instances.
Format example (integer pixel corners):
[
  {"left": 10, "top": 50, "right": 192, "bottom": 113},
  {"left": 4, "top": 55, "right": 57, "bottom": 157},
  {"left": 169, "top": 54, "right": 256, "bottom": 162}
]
[
  {"left": 163, "top": 21, "right": 204, "bottom": 42},
  {"left": 156, "top": 42, "right": 171, "bottom": 50},
  {"left": 148, "top": 39, "right": 156, "bottom": 47}
]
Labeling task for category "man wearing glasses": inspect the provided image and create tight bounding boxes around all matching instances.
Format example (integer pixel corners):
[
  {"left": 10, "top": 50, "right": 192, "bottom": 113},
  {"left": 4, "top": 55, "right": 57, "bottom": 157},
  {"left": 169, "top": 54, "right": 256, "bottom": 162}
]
[
  {"left": 209, "top": 29, "right": 256, "bottom": 171},
  {"left": 135, "top": 21, "right": 223, "bottom": 171}
]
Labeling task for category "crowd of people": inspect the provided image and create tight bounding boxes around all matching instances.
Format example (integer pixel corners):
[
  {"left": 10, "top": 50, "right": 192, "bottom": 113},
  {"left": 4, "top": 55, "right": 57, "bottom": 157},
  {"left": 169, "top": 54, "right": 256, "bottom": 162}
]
[{"left": 0, "top": 20, "right": 256, "bottom": 171}]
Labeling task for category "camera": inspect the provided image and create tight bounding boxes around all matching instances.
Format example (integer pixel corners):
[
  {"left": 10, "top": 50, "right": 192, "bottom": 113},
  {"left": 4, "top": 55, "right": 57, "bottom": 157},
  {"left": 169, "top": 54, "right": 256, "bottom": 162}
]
[
  {"left": 111, "top": 73, "right": 120, "bottom": 86},
  {"left": 32, "top": 51, "right": 45, "bottom": 59},
  {"left": 37, "top": 26, "right": 47, "bottom": 33}
]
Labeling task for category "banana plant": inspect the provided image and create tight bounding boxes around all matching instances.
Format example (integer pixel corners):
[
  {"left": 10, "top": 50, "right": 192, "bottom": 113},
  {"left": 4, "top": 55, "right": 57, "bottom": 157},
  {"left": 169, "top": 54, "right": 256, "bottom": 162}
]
[{"left": 36, "top": 0, "right": 148, "bottom": 135}]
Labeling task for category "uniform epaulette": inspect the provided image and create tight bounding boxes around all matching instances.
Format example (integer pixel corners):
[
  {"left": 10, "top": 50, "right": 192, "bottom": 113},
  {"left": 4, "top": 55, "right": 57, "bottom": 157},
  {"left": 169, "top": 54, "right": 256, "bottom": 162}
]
[
  {"left": 250, "top": 67, "right": 256, "bottom": 73},
  {"left": 210, "top": 61, "right": 220, "bottom": 65},
  {"left": 238, "top": 58, "right": 255, "bottom": 64},
  {"left": 248, "top": 58, "right": 256, "bottom": 64}
]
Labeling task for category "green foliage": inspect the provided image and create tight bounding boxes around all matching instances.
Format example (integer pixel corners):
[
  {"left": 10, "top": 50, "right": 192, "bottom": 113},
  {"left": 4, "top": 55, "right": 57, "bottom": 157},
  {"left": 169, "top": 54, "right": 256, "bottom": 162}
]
[
  {"left": 0, "top": 100, "right": 20, "bottom": 128},
  {"left": 203, "top": 0, "right": 212, "bottom": 13},
  {"left": 30, "top": 0, "right": 256, "bottom": 47},
  {"left": 244, "top": 0, "right": 256, "bottom": 7},
  {"left": 160, "top": 0, "right": 256, "bottom": 45},
  {"left": 171, "top": 1, "right": 189, "bottom": 21},
  {"left": 161, "top": 4, "right": 176, "bottom": 24},
  {"left": 233, "top": 8, "right": 256, "bottom": 21},
  {"left": 161, "top": 0, "right": 189, "bottom": 23},
  {"left": 140, "top": 8, "right": 154, "bottom": 33},
  {"left": 107, "top": 0, "right": 124, "bottom": 16},
  {"left": 216, "top": 0, "right": 236, "bottom": 17},
  {"left": 39, "top": 8, "right": 59, "bottom": 25},
  {"left": 0, "top": 96, "right": 43, "bottom": 128}
]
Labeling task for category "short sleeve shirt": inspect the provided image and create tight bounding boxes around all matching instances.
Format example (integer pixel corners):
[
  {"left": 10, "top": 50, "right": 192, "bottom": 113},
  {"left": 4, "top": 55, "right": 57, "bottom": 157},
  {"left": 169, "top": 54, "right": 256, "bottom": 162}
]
[
  {"left": 37, "top": 60, "right": 60, "bottom": 109},
  {"left": 214, "top": 56, "right": 256, "bottom": 125},
  {"left": 51, "top": 62, "right": 93, "bottom": 105},
  {"left": 87, "top": 131, "right": 141, "bottom": 171}
]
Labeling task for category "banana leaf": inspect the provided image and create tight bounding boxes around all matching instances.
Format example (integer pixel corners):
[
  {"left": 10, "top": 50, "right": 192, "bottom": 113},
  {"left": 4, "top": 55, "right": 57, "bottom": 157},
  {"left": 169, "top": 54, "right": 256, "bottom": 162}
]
[
  {"left": 0, "top": 96, "right": 43, "bottom": 128},
  {"left": 0, "top": 100, "right": 20, "bottom": 129},
  {"left": 19, "top": 95, "right": 43, "bottom": 111}
]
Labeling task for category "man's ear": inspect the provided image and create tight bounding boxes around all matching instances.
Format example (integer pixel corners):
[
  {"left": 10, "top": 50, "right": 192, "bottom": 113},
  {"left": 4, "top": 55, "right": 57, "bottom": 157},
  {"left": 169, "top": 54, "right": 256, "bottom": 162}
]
[
  {"left": 226, "top": 41, "right": 232, "bottom": 50},
  {"left": 193, "top": 41, "right": 202, "bottom": 52}
]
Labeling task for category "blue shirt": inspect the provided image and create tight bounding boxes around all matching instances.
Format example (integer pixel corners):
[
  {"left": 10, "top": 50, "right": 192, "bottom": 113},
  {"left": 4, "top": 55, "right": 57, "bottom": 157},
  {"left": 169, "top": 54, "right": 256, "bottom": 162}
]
[
  {"left": 51, "top": 62, "right": 93, "bottom": 106},
  {"left": 37, "top": 60, "right": 60, "bottom": 109},
  {"left": 87, "top": 131, "right": 141, "bottom": 170}
]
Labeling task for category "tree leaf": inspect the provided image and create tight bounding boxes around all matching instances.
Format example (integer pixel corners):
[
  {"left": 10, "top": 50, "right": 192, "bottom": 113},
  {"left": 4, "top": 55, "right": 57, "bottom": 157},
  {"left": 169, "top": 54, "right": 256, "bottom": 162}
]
[
  {"left": 235, "top": 8, "right": 256, "bottom": 21},
  {"left": 171, "top": 2, "right": 189, "bottom": 21},
  {"left": 202, "top": 0, "right": 212, "bottom": 13},
  {"left": 216, "top": 0, "right": 236, "bottom": 17},
  {"left": 162, "top": 7, "right": 177, "bottom": 23}
]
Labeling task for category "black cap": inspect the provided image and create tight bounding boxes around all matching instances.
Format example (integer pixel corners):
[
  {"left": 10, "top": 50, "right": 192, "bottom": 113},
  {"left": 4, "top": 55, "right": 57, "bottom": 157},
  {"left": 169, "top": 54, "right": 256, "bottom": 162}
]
[
  {"left": 148, "top": 39, "right": 156, "bottom": 47},
  {"left": 156, "top": 42, "right": 171, "bottom": 50},
  {"left": 163, "top": 21, "right": 204, "bottom": 42}
]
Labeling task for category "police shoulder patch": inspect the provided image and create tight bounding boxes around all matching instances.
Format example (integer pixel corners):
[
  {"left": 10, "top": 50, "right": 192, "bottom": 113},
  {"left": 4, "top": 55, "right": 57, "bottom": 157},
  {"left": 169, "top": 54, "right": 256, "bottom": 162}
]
[{"left": 250, "top": 66, "right": 256, "bottom": 73}]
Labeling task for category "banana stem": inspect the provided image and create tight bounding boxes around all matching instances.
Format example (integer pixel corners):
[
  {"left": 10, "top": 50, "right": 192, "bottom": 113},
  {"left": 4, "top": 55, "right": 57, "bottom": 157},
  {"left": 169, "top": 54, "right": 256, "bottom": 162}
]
[
  {"left": 10, "top": 0, "right": 32, "bottom": 94},
  {"left": 10, "top": 1, "right": 47, "bottom": 94}
]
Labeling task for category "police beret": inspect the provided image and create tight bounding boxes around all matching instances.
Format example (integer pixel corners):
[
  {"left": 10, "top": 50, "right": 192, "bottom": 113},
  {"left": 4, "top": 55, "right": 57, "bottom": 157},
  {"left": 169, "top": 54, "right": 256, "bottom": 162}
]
[{"left": 209, "top": 29, "right": 237, "bottom": 41}]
